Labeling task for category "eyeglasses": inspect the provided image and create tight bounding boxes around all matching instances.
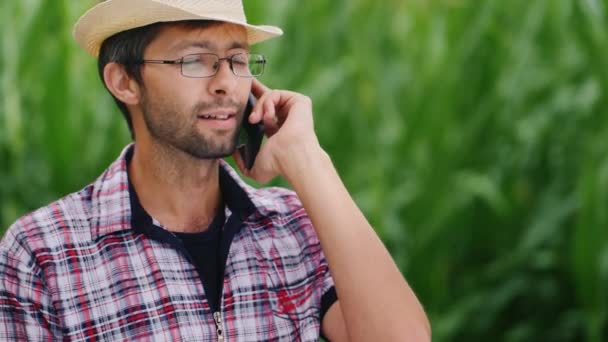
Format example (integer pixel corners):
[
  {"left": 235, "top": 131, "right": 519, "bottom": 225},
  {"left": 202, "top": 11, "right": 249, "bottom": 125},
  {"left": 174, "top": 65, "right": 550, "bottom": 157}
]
[{"left": 136, "top": 53, "right": 267, "bottom": 78}]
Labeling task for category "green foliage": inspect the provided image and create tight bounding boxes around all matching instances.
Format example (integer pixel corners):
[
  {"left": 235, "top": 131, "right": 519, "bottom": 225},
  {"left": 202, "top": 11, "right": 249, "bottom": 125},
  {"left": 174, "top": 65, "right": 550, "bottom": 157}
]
[{"left": 1, "top": 0, "right": 607, "bottom": 340}]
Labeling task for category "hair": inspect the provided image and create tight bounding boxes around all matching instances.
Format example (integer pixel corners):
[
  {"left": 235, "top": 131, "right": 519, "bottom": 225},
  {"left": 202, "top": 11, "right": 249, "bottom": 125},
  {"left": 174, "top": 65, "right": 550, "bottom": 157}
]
[{"left": 97, "top": 20, "right": 221, "bottom": 139}]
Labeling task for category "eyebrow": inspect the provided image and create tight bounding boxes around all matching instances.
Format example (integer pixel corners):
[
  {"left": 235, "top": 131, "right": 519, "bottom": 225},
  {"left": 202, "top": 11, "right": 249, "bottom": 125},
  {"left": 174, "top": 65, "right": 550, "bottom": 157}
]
[{"left": 170, "top": 40, "right": 249, "bottom": 53}]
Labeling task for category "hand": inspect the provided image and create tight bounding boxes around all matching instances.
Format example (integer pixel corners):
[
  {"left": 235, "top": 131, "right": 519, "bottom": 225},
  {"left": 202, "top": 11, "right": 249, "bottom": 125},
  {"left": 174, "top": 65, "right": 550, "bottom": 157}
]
[{"left": 232, "top": 79, "right": 323, "bottom": 183}]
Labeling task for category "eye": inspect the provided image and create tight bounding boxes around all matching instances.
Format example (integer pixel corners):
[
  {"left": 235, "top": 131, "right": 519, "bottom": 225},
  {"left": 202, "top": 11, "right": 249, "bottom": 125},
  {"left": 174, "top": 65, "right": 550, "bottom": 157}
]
[
  {"left": 182, "top": 55, "right": 202, "bottom": 65},
  {"left": 231, "top": 54, "right": 248, "bottom": 66}
]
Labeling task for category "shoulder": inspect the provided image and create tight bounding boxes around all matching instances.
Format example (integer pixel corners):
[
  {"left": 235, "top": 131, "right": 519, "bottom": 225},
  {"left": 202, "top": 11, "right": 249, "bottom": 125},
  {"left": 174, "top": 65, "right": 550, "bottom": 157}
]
[
  {"left": 249, "top": 186, "right": 304, "bottom": 216},
  {"left": 248, "top": 186, "right": 311, "bottom": 230},
  {"left": 0, "top": 185, "right": 94, "bottom": 260},
  {"left": 0, "top": 145, "right": 132, "bottom": 258},
  {"left": 247, "top": 186, "right": 322, "bottom": 250}
]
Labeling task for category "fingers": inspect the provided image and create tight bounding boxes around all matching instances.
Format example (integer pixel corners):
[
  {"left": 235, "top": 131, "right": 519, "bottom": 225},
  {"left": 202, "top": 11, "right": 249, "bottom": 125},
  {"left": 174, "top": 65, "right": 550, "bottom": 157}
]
[
  {"left": 260, "top": 91, "right": 286, "bottom": 136},
  {"left": 250, "top": 88, "right": 278, "bottom": 126},
  {"left": 249, "top": 80, "right": 295, "bottom": 124},
  {"left": 251, "top": 78, "right": 270, "bottom": 99},
  {"left": 249, "top": 83, "right": 311, "bottom": 136},
  {"left": 249, "top": 79, "right": 269, "bottom": 124}
]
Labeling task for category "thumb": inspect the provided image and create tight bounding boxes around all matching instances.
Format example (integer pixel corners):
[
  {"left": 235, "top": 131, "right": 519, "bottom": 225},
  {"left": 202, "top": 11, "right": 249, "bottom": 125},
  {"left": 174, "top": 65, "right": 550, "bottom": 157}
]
[{"left": 231, "top": 150, "right": 251, "bottom": 177}]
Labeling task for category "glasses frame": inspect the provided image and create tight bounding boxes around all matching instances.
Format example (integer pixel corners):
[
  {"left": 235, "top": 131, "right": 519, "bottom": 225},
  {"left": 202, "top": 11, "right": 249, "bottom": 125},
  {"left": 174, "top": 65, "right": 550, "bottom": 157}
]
[{"left": 136, "top": 52, "right": 267, "bottom": 78}]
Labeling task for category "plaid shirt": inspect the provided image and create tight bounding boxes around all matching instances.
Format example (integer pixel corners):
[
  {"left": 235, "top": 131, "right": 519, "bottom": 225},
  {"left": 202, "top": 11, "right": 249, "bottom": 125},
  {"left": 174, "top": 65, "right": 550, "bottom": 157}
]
[{"left": 0, "top": 145, "right": 336, "bottom": 341}]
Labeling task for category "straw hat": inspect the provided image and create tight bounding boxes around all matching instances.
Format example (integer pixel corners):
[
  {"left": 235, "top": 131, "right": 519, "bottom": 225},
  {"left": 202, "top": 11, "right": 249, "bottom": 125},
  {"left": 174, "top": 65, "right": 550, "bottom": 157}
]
[{"left": 73, "top": 0, "right": 283, "bottom": 57}]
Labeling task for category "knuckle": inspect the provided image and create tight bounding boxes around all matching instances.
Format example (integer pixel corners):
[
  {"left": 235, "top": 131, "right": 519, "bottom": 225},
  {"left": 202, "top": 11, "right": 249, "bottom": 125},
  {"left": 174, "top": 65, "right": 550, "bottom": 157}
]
[{"left": 301, "top": 95, "right": 312, "bottom": 105}]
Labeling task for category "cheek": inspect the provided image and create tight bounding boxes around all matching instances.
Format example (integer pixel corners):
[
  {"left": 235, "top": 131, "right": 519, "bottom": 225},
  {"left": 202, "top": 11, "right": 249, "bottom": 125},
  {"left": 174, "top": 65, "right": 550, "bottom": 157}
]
[
  {"left": 238, "top": 79, "right": 253, "bottom": 96},
  {"left": 148, "top": 80, "right": 203, "bottom": 109},
  {"left": 143, "top": 69, "right": 202, "bottom": 99}
]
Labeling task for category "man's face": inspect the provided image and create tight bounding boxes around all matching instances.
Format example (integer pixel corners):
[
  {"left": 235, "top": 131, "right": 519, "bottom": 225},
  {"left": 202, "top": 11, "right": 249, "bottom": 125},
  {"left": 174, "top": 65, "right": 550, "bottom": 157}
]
[{"left": 137, "top": 23, "right": 252, "bottom": 159}]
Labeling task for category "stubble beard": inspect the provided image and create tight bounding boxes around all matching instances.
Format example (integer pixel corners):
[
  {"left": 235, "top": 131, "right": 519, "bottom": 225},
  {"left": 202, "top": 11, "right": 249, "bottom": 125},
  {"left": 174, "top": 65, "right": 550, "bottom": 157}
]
[{"left": 141, "top": 94, "right": 244, "bottom": 160}]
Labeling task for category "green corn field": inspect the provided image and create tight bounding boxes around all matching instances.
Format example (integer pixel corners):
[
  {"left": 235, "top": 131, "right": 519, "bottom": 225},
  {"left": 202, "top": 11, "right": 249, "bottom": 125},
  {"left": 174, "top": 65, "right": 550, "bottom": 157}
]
[{"left": 1, "top": 1, "right": 607, "bottom": 340}]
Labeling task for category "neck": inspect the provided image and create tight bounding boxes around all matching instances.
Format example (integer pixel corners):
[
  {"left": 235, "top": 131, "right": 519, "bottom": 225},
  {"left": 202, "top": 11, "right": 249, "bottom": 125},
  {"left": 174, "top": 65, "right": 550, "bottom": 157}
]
[{"left": 129, "top": 140, "right": 222, "bottom": 233}]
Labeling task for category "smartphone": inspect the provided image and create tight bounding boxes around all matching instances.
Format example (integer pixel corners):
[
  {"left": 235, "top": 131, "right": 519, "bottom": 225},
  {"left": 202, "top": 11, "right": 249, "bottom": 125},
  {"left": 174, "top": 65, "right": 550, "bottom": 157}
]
[{"left": 237, "top": 94, "right": 264, "bottom": 170}]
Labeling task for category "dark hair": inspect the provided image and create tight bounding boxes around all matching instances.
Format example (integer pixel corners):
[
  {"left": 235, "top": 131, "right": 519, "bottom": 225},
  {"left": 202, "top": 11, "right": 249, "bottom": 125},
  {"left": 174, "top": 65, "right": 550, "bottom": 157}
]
[{"left": 97, "top": 20, "right": 220, "bottom": 139}]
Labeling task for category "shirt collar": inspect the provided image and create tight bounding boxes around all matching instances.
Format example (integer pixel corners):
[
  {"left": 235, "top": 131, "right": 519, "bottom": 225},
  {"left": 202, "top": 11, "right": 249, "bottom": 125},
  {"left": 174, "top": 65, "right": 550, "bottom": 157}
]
[{"left": 91, "top": 143, "right": 258, "bottom": 240}]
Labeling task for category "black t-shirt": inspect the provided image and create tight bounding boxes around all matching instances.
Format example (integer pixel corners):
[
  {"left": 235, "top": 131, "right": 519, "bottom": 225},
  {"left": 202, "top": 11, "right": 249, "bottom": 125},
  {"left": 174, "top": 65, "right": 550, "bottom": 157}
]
[{"left": 174, "top": 208, "right": 226, "bottom": 311}]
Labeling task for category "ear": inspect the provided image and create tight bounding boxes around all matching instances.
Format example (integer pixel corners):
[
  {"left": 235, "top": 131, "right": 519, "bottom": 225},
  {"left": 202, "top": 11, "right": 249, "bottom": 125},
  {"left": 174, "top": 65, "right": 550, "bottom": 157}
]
[{"left": 103, "top": 62, "right": 141, "bottom": 105}]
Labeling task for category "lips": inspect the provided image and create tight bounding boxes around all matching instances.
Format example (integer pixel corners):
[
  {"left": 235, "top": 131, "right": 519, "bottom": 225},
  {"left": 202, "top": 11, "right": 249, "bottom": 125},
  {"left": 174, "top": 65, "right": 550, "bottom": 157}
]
[
  {"left": 199, "top": 113, "right": 231, "bottom": 120},
  {"left": 196, "top": 108, "right": 239, "bottom": 130},
  {"left": 197, "top": 109, "right": 237, "bottom": 120}
]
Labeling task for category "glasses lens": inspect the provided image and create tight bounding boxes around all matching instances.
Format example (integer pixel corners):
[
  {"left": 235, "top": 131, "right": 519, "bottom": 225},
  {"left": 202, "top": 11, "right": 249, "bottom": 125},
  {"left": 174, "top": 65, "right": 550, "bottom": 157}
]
[
  {"left": 248, "top": 54, "right": 266, "bottom": 77},
  {"left": 231, "top": 54, "right": 265, "bottom": 77},
  {"left": 181, "top": 54, "right": 218, "bottom": 77}
]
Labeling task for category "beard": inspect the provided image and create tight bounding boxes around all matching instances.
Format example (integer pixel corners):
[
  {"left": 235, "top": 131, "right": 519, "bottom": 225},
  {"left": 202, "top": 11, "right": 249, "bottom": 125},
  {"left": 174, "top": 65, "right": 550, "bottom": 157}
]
[{"left": 140, "top": 93, "right": 244, "bottom": 160}]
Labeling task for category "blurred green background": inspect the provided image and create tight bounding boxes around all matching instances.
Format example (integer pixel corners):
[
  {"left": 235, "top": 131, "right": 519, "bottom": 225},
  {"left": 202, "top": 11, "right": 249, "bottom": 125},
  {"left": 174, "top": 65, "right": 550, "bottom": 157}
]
[{"left": 1, "top": 0, "right": 607, "bottom": 340}]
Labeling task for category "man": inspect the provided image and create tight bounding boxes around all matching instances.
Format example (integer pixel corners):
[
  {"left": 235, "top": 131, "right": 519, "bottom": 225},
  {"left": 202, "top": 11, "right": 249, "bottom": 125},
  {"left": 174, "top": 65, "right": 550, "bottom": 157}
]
[{"left": 0, "top": 1, "right": 430, "bottom": 341}]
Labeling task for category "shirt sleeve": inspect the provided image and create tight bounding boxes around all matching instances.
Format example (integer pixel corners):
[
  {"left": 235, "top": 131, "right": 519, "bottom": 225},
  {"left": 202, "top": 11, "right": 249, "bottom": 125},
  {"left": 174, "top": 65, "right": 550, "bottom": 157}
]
[
  {"left": 318, "top": 251, "right": 338, "bottom": 341},
  {"left": 0, "top": 237, "right": 60, "bottom": 340},
  {"left": 320, "top": 286, "right": 338, "bottom": 320}
]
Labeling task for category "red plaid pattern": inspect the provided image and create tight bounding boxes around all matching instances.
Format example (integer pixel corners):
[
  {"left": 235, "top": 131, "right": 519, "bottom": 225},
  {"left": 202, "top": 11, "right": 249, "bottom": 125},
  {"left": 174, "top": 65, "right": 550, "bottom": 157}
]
[{"left": 0, "top": 145, "right": 335, "bottom": 341}]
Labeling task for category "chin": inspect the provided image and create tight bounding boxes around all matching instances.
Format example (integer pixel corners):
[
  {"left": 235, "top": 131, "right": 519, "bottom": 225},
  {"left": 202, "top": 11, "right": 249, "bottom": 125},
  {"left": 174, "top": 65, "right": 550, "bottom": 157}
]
[{"left": 186, "top": 136, "right": 240, "bottom": 160}]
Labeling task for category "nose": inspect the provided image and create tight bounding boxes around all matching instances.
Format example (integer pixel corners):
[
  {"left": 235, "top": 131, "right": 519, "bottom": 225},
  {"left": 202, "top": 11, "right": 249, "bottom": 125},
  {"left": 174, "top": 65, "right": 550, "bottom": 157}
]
[{"left": 207, "top": 59, "right": 238, "bottom": 96}]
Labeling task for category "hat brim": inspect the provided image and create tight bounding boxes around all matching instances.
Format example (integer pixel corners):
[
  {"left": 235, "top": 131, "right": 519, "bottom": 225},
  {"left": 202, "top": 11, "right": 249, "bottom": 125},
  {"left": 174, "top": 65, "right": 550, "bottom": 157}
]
[{"left": 73, "top": 0, "right": 283, "bottom": 57}]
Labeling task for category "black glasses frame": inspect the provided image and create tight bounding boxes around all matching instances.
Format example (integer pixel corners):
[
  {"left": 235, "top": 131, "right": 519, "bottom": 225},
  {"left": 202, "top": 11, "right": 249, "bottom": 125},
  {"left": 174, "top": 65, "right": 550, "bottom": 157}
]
[{"left": 135, "top": 52, "right": 266, "bottom": 78}]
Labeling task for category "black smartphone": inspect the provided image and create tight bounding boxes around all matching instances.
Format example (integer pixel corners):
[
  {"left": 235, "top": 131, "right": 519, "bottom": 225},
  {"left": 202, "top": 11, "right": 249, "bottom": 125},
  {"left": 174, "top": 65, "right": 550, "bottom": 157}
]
[{"left": 237, "top": 94, "right": 264, "bottom": 170}]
